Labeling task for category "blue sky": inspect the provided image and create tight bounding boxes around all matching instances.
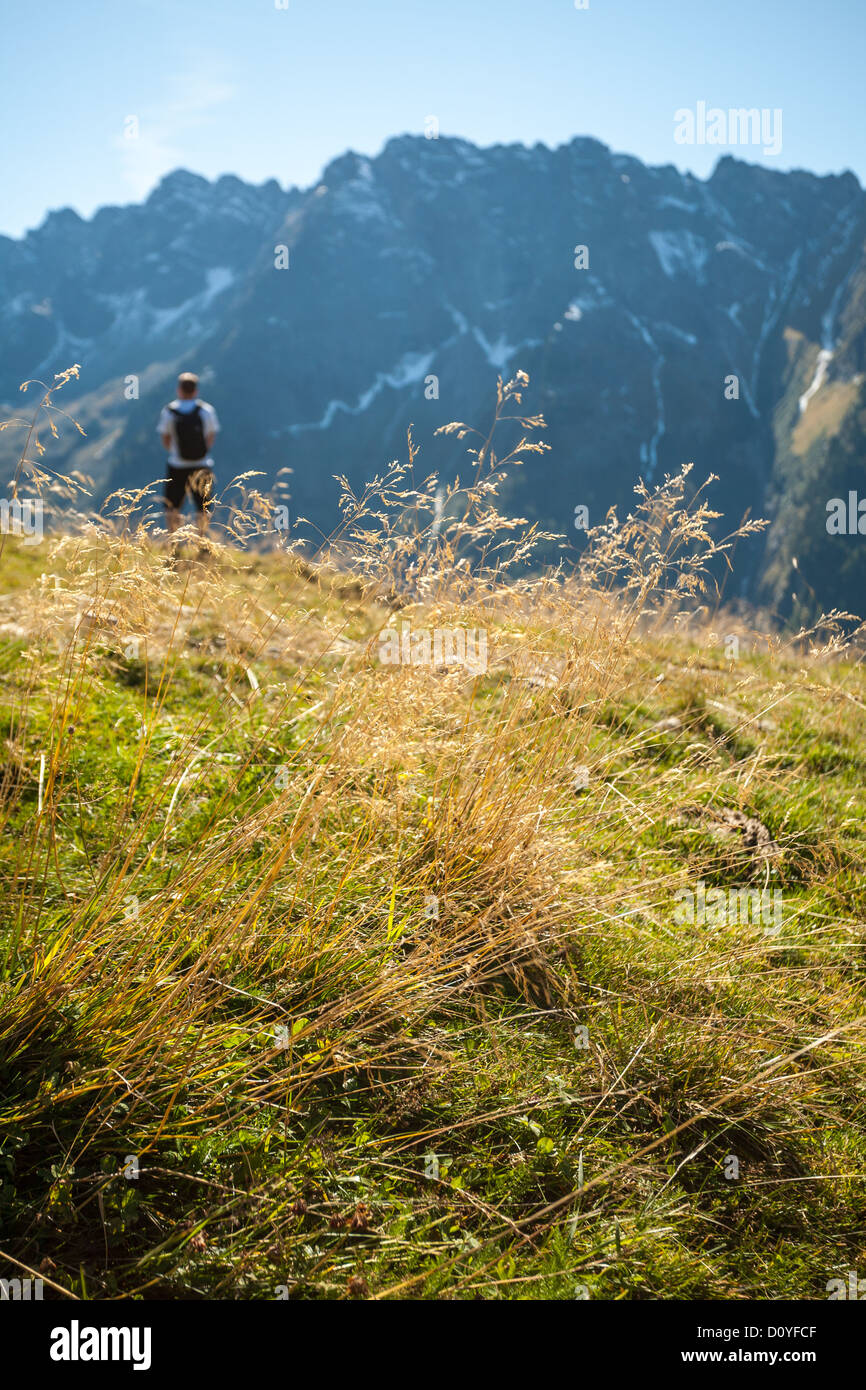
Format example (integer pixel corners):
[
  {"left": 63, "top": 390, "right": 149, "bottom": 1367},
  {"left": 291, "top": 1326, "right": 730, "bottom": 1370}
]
[{"left": 2, "top": 0, "right": 863, "bottom": 238}]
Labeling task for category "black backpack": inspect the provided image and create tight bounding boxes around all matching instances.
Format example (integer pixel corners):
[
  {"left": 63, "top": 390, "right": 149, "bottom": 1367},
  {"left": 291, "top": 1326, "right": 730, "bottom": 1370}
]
[{"left": 170, "top": 404, "right": 208, "bottom": 462}]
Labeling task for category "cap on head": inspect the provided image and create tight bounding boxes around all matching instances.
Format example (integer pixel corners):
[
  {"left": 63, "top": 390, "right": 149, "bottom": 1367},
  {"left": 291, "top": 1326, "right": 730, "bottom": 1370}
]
[{"left": 177, "top": 372, "right": 199, "bottom": 398}]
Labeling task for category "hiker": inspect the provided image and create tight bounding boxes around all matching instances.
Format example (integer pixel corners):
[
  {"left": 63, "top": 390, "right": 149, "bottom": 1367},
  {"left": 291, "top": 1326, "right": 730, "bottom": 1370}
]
[{"left": 158, "top": 372, "right": 219, "bottom": 536}]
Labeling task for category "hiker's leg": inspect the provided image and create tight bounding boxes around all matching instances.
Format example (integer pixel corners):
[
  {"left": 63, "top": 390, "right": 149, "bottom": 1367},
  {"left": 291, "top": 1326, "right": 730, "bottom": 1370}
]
[{"left": 165, "top": 468, "right": 185, "bottom": 535}]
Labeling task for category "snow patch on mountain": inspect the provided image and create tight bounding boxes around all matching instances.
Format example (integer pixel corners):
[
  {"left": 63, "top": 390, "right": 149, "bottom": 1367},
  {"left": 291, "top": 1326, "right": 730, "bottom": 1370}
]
[
  {"left": 284, "top": 350, "right": 436, "bottom": 435},
  {"left": 798, "top": 348, "right": 833, "bottom": 414},
  {"left": 472, "top": 327, "right": 542, "bottom": 370},
  {"left": 798, "top": 269, "right": 852, "bottom": 414},
  {"left": 658, "top": 322, "right": 698, "bottom": 346},
  {"left": 101, "top": 267, "right": 236, "bottom": 339},
  {"left": 649, "top": 229, "right": 709, "bottom": 281},
  {"left": 626, "top": 312, "right": 666, "bottom": 480},
  {"left": 34, "top": 323, "right": 94, "bottom": 378},
  {"left": 656, "top": 196, "right": 699, "bottom": 215},
  {"left": 472, "top": 328, "right": 514, "bottom": 369},
  {"left": 331, "top": 174, "right": 392, "bottom": 225}
]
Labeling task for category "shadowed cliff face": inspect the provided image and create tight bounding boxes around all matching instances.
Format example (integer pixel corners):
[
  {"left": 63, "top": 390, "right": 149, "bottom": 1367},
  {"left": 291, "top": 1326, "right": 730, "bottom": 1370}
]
[{"left": 2, "top": 135, "right": 864, "bottom": 620}]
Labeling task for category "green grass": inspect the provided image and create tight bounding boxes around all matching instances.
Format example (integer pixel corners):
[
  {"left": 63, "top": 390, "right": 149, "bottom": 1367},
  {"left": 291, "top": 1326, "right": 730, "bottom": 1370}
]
[
  {"left": 1, "top": 529, "right": 865, "bottom": 1302},
  {"left": 1, "top": 370, "right": 864, "bottom": 1301}
]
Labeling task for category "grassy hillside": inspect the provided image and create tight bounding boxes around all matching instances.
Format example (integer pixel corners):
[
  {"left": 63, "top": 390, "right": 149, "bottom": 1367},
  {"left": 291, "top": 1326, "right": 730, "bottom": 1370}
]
[{"left": 1, "top": 374, "right": 865, "bottom": 1301}]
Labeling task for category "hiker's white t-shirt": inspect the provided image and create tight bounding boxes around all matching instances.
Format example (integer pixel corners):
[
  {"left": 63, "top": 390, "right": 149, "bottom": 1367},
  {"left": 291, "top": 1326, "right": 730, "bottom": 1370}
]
[{"left": 158, "top": 399, "right": 220, "bottom": 467}]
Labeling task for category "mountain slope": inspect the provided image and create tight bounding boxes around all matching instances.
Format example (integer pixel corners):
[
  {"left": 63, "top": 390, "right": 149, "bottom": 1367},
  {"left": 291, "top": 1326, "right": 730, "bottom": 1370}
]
[{"left": 2, "top": 135, "right": 864, "bottom": 618}]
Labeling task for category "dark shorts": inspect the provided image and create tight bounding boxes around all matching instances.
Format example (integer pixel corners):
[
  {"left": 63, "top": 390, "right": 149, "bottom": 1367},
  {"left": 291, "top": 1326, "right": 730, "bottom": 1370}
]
[{"left": 164, "top": 465, "right": 213, "bottom": 512}]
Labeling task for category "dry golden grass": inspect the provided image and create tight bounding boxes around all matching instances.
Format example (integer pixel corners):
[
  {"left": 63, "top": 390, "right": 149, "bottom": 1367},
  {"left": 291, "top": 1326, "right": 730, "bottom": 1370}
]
[{"left": 1, "top": 368, "right": 864, "bottom": 1299}]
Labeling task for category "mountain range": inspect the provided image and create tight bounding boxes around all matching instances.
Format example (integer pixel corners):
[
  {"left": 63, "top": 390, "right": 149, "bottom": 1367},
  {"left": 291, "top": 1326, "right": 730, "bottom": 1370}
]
[{"left": 2, "top": 133, "right": 865, "bottom": 620}]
